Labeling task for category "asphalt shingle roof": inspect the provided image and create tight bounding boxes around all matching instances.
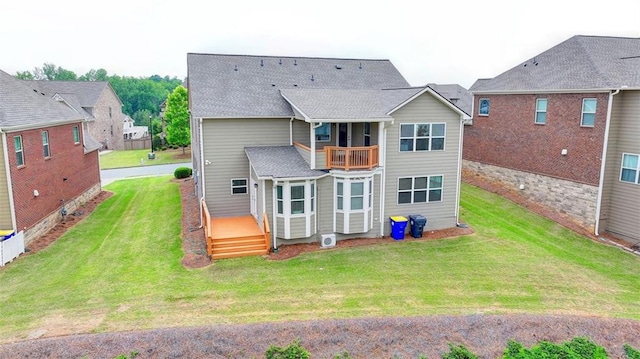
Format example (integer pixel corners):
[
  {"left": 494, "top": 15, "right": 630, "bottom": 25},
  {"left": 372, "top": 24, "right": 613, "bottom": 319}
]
[
  {"left": 245, "top": 146, "right": 328, "bottom": 179},
  {"left": 428, "top": 83, "right": 472, "bottom": 116},
  {"left": 187, "top": 54, "right": 411, "bottom": 118},
  {"left": 26, "top": 80, "right": 113, "bottom": 108},
  {"left": 0, "top": 70, "right": 85, "bottom": 129},
  {"left": 470, "top": 35, "right": 640, "bottom": 92}
]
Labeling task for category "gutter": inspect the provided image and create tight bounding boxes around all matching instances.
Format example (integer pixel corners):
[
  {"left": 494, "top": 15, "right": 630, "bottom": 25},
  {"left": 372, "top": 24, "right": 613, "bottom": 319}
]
[
  {"left": 455, "top": 114, "right": 464, "bottom": 225},
  {"left": 594, "top": 88, "right": 622, "bottom": 236},
  {"left": 1, "top": 118, "right": 84, "bottom": 133}
]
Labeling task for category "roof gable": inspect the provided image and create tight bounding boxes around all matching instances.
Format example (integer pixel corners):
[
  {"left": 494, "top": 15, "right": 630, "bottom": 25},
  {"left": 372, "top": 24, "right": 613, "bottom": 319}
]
[
  {"left": 187, "top": 53, "right": 411, "bottom": 118},
  {"left": 26, "top": 80, "right": 117, "bottom": 108},
  {"left": 0, "top": 70, "right": 84, "bottom": 130},
  {"left": 471, "top": 35, "right": 640, "bottom": 93}
]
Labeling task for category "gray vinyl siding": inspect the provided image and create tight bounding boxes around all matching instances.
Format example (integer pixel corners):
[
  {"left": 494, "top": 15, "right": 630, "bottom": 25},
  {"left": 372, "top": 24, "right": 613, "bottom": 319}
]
[
  {"left": 336, "top": 213, "right": 344, "bottom": 234},
  {"left": 190, "top": 115, "right": 203, "bottom": 200},
  {"left": 294, "top": 145, "right": 311, "bottom": 165},
  {"left": 292, "top": 120, "right": 309, "bottom": 146},
  {"left": 0, "top": 136, "right": 11, "bottom": 228},
  {"left": 277, "top": 216, "right": 285, "bottom": 238},
  {"left": 349, "top": 212, "right": 365, "bottom": 233},
  {"left": 315, "top": 151, "right": 327, "bottom": 170},
  {"left": 202, "top": 118, "right": 290, "bottom": 217},
  {"left": 600, "top": 90, "right": 640, "bottom": 242},
  {"left": 317, "top": 176, "right": 333, "bottom": 234},
  {"left": 289, "top": 216, "right": 307, "bottom": 239},
  {"left": 384, "top": 92, "right": 461, "bottom": 233},
  {"left": 351, "top": 122, "right": 379, "bottom": 147}
]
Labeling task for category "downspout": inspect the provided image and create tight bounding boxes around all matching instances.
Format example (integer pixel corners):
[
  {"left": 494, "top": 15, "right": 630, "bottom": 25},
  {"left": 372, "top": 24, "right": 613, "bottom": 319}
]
[
  {"left": 1, "top": 131, "right": 17, "bottom": 231},
  {"left": 378, "top": 122, "right": 388, "bottom": 237},
  {"left": 272, "top": 180, "right": 278, "bottom": 251},
  {"left": 198, "top": 118, "right": 206, "bottom": 229},
  {"left": 594, "top": 88, "right": 621, "bottom": 236},
  {"left": 455, "top": 116, "right": 464, "bottom": 226}
]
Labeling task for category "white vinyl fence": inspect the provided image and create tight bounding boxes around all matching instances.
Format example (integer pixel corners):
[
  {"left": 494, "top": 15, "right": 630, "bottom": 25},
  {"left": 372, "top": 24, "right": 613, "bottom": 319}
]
[{"left": 1, "top": 231, "right": 25, "bottom": 266}]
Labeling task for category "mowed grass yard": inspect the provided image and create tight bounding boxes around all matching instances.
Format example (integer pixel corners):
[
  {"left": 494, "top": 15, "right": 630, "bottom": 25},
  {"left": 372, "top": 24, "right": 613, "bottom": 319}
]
[
  {"left": 0, "top": 177, "right": 638, "bottom": 344},
  {"left": 99, "top": 148, "right": 190, "bottom": 169}
]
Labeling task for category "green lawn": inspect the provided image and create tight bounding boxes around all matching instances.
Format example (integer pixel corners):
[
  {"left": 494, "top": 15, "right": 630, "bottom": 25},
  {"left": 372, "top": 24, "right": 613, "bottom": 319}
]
[
  {"left": 99, "top": 148, "right": 190, "bottom": 169},
  {"left": 0, "top": 179, "right": 638, "bottom": 343}
]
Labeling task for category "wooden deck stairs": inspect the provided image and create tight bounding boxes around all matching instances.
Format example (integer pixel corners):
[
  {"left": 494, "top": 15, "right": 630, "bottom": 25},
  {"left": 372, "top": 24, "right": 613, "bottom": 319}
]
[{"left": 202, "top": 202, "right": 271, "bottom": 260}]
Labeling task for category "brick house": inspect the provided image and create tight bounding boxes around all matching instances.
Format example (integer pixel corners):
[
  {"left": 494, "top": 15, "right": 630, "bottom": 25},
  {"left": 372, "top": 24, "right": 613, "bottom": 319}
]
[
  {"left": 0, "top": 70, "right": 102, "bottom": 245},
  {"left": 25, "top": 80, "right": 125, "bottom": 150},
  {"left": 464, "top": 35, "right": 640, "bottom": 243}
]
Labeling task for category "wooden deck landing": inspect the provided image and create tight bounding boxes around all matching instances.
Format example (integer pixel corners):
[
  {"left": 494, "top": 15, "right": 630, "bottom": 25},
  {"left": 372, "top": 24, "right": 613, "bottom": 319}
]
[
  {"left": 211, "top": 216, "right": 263, "bottom": 240},
  {"left": 204, "top": 214, "right": 271, "bottom": 260}
]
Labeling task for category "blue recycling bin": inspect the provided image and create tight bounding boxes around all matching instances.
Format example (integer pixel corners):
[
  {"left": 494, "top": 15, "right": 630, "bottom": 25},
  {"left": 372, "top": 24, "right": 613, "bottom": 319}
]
[
  {"left": 408, "top": 215, "right": 427, "bottom": 238},
  {"left": 389, "top": 216, "right": 408, "bottom": 240},
  {"left": 0, "top": 229, "right": 15, "bottom": 241}
]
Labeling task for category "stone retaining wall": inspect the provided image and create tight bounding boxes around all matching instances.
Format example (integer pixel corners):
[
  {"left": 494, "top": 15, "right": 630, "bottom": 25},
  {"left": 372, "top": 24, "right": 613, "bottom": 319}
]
[
  {"left": 463, "top": 160, "right": 598, "bottom": 231},
  {"left": 22, "top": 183, "right": 102, "bottom": 245}
]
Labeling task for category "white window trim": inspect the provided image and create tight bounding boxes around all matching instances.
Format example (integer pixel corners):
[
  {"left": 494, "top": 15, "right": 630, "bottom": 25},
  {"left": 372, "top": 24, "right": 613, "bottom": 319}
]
[
  {"left": 478, "top": 98, "right": 490, "bottom": 116},
  {"left": 620, "top": 153, "right": 640, "bottom": 185},
  {"left": 42, "top": 131, "right": 51, "bottom": 158},
  {"left": 334, "top": 176, "right": 374, "bottom": 234},
  {"left": 72, "top": 126, "right": 80, "bottom": 144},
  {"left": 535, "top": 98, "right": 547, "bottom": 124},
  {"left": 275, "top": 180, "right": 316, "bottom": 238},
  {"left": 14, "top": 136, "right": 24, "bottom": 167},
  {"left": 399, "top": 123, "right": 446, "bottom": 152},
  {"left": 364, "top": 122, "right": 371, "bottom": 146},
  {"left": 231, "top": 178, "right": 248, "bottom": 195},
  {"left": 397, "top": 175, "right": 444, "bottom": 205},
  {"left": 581, "top": 98, "right": 597, "bottom": 127}
]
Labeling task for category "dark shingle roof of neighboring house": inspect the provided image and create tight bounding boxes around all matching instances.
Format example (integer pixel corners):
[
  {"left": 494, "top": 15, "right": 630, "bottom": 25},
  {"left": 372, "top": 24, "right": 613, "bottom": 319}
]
[
  {"left": 427, "top": 83, "right": 472, "bottom": 116},
  {"left": 27, "top": 80, "right": 118, "bottom": 108},
  {"left": 470, "top": 35, "right": 640, "bottom": 93},
  {"left": 245, "top": 146, "right": 328, "bottom": 179},
  {"left": 187, "top": 53, "right": 412, "bottom": 118},
  {"left": 0, "top": 70, "right": 85, "bottom": 130}
]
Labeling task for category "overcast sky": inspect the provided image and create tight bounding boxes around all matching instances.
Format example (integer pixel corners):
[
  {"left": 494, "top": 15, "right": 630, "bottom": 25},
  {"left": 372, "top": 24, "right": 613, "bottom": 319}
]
[{"left": 1, "top": 0, "right": 638, "bottom": 89}]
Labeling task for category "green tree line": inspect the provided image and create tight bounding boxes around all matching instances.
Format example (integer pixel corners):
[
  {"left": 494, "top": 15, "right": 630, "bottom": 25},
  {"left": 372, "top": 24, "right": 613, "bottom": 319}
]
[{"left": 16, "top": 63, "right": 183, "bottom": 126}]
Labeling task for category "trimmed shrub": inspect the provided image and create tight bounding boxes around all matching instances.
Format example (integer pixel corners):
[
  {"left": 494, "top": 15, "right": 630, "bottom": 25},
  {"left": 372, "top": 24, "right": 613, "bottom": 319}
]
[
  {"left": 503, "top": 337, "right": 607, "bottom": 359},
  {"left": 265, "top": 339, "right": 309, "bottom": 359},
  {"left": 174, "top": 167, "right": 192, "bottom": 179},
  {"left": 625, "top": 344, "right": 640, "bottom": 359},
  {"left": 442, "top": 343, "right": 478, "bottom": 359}
]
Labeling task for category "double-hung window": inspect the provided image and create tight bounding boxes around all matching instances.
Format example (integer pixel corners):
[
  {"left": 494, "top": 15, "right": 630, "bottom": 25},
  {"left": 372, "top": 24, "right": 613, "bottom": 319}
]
[
  {"left": 620, "top": 153, "right": 640, "bottom": 185},
  {"left": 14, "top": 136, "right": 24, "bottom": 167},
  {"left": 290, "top": 185, "right": 305, "bottom": 214},
  {"left": 399, "top": 123, "right": 445, "bottom": 152},
  {"left": 398, "top": 175, "right": 443, "bottom": 204},
  {"left": 336, "top": 177, "right": 374, "bottom": 213},
  {"left": 535, "top": 98, "right": 547, "bottom": 124},
  {"left": 72, "top": 126, "right": 80, "bottom": 144},
  {"left": 42, "top": 131, "right": 51, "bottom": 158},
  {"left": 581, "top": 98, "right": 597, "bottom": 126},
  {"left": 478, "top": 98, "right": 490, "bottom": 116}
]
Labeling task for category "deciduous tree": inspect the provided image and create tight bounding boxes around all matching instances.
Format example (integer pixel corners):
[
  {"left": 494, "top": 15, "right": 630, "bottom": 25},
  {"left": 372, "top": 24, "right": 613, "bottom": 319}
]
[{"left": 164, "top": 85, "right": 190, "bottom": 154}]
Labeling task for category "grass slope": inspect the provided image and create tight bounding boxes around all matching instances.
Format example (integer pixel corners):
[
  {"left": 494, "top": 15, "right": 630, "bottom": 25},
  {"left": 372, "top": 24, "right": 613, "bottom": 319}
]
[{"left": 0, "top": 181, "right": 637, "bottom": 343}]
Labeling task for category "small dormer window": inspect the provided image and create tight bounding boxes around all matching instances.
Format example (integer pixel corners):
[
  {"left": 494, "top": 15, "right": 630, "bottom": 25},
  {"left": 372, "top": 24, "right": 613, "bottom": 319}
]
[{"left": 478, "top": 98, "right": 490, "bottom": 116}]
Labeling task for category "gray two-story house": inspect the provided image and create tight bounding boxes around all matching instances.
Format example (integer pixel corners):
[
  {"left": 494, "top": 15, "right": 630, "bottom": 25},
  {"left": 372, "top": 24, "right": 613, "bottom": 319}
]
[{"left": 188, "top": 54, "right": 469, "bottom": 259}]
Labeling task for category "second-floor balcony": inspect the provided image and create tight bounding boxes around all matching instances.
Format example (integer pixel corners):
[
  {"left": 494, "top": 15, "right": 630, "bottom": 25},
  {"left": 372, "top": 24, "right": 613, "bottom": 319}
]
[{"left": 324, "top": 145, "right": 379, "bottom": 170}]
